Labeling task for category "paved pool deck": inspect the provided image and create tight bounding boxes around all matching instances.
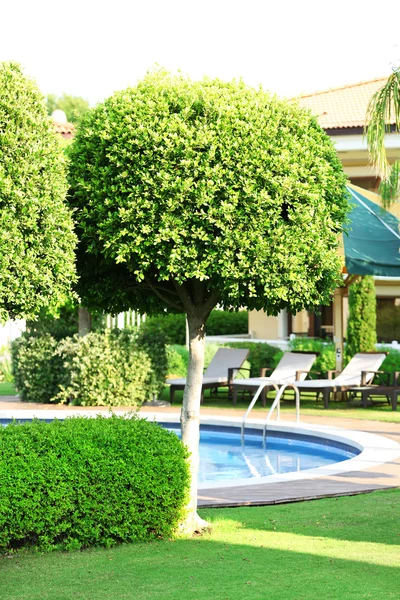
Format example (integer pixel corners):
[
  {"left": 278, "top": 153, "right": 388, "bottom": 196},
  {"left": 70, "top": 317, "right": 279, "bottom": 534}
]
[{"left": 1, "top": 397, "right": 400, "bottom": 507}]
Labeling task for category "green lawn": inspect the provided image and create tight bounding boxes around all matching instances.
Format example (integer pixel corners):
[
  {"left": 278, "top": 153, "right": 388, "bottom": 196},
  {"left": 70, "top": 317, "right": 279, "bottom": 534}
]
[
  {"left": 1, "top": 489, "right": 399, "bottom": 600},
  {"left": 2, "top": 380, "right": 400, "bottom": 422},
  {"left": 0, "top": 381, "right": 15, "bottom": 396}
]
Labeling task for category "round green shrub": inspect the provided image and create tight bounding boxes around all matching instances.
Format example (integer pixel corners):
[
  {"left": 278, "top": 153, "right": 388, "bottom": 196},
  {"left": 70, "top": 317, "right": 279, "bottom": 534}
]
[
  {"left": 55, "top": 329, "right": 152, "bottom": 406},
  {"left": 11, "top": 334, "right": 66, "bottom": 403},
  {"left": 0, "top": 415, "right": 190, "bottom": 552}
]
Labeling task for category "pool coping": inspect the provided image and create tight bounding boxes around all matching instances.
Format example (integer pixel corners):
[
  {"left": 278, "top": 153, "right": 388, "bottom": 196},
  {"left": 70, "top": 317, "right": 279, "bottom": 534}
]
[
  {"left": 2, "top": 405, "right": 400, "bottom": 507},
  {"left": 140, "top": 412, "right": 400, "bottom": 490}
]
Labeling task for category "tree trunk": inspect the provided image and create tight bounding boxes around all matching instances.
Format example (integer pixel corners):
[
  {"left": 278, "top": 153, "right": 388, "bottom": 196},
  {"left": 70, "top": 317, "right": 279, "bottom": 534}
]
[
  {"left": 180, "top": 312, "right": 209, "bottom": 534},
  {"left": 78, "top": 307, "right": 92, "bottom": 337}
]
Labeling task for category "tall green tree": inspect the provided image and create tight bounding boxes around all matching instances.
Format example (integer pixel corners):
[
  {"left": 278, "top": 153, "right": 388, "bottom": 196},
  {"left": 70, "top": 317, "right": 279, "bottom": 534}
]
[
  {"left": 346, "top": 276, "right": 377, "bottom": 361},
  {"left": 366, "top": 69, "right": 400, "bottom": 205},
  {"left": 46, "top": 92, "right": 90, "bottom": 125},
  {"left": 0, "top": 62, "right": 77, "bottom": 322},
  {"left": 68, "top": 70, "right": 349, "bottom": 533}
]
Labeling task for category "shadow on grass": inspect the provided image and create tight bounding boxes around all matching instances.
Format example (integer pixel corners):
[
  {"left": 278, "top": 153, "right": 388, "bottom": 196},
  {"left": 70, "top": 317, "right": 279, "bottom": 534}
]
[
  {"left": 1, "top": 529, "right": 399, "bottom": 600},
  {"left": 201, "top": 488, "right": 400, "bottom": 546}
]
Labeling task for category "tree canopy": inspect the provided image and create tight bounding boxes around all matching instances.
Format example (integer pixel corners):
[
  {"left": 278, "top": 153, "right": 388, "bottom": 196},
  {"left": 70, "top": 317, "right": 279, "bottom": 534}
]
[
  {"left": 68, "top": 70, "right": 348, "bottom": 319},
  {"left": 68, "top": 69, "right": 349, "bottom": 533},
  {"left": 46, "top": 92, "right": 90, "bottom": 124},
  {"left": 0, "top": 62, "right": 77, "bottom": 322}
]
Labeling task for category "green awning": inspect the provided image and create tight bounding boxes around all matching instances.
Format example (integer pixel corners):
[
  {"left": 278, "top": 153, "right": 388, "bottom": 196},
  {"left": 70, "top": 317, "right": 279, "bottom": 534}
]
[{"left": 344, "top": 185, "right": 400, "bottom": 277}]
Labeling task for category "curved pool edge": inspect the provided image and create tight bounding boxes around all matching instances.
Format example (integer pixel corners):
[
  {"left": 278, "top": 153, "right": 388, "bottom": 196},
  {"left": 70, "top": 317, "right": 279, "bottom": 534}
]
[
  {"left": 1, "top": 407, "right": 400, "bottom": 500},
  {"left": 140, "top": 412, "right": 400, "bottom": 491}
]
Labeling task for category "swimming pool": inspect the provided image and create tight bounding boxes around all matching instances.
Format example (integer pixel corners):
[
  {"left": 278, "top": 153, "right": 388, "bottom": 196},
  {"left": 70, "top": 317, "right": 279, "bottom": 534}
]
[
  {"left": 1, "top": 410, "right": 398, "bottom": 494},
  {"left": 165, "top": 424, "right": 359, "bottom": 483}
]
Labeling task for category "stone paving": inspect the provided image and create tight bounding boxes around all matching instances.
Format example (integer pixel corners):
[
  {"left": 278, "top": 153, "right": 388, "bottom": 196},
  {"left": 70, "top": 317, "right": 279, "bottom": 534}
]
[{"left": 1, "top": 398, "right": 399, "bottom": 507}]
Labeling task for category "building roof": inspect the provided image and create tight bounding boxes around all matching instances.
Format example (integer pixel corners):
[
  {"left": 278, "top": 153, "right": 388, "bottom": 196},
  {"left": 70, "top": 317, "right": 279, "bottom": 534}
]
[
  {"left": 295, "top": 77, "right": 396, "bottom": 131},
  {"left": 53, "top": 121, "right": 75, "bottom": 139}
]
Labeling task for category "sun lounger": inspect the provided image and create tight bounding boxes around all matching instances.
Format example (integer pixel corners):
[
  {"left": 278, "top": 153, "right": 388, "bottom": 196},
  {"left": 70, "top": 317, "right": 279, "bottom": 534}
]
[
  {"left": 232, "top": 351, "right": 318, "bottom": 406},
  {"left": 294, "top": 352, "right": 387, "bottom": 408},
  {"left": 167, "top": 347, "right": 249, "bottom": 404}
]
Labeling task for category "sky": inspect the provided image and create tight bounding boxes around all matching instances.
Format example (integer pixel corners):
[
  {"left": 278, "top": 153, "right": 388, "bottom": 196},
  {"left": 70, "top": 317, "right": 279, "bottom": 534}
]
[{"left": 1, "top": 0, "right": 400, "bottom": 105}]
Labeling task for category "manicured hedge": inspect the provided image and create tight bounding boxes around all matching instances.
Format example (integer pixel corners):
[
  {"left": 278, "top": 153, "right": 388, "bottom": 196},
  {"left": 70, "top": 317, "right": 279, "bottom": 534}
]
[
  {"left": 0, "top": 415, "right": 190, "bottom": 552},
  {"left": 142, "top": 313, "right": 186, "bottom": 345},
  {"left": 142, "top": 310, "right": 248, "bottom": 345},
  {"left": 166, "top": 342, "right": 282, "bottom": 379},
  {"left": 207, "top": 310, "right": 248, "bottom": 336},
  {"left": 288, "top": 337, "right": 335, "bottom": 377}
]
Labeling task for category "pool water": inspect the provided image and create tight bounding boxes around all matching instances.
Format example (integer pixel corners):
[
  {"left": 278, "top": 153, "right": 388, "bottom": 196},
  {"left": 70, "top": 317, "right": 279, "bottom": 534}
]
[
  {"left": 167, "top": 426, "right": 359, "bottom": 483},
  {"left": 1, "top": 418, "right": 359, "bottom": 484}
]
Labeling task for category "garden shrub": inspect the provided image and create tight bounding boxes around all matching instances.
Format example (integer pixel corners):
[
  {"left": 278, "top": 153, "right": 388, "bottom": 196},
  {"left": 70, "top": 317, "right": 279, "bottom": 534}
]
[
  {"left": 0, "top": 415, "right": 190, "bottom": 552},
  {"left": 55, "top": 329, "right": 152, "bottom": 407},
  {"left": 376, "top": 304, "right": 400, "bottom": 343},
  {"left": 166, "top": 345, "right": 188, "bottom": 378},
  {"left": 224, "top": 342, "right": 283, "bottom": 377},
  {"left": 0, "top": 345, "right": 13, "bottom": 383},
  {"left": 142, "top": 310, "right": 249, "bottom": 345},
  {"left": 11, "top": 334, "right": 67, "bottom": 403},
  {"left": 289, "top": 337, "right": 335, "bottom": 376},
  {"left": 141, "top": 314, "right": 186, "bottom": 345},
  {"left": 12, "top": 329, "right": 166, "bottom": 406},
  {"left": 137, "top": 327, "right": 168, "bottom": 398},
  {"left": 346, "top": 276, "right": 377, "bottom": 361},
  {"left": 206, "top": 310, "right": 248, "bottom": 336}
]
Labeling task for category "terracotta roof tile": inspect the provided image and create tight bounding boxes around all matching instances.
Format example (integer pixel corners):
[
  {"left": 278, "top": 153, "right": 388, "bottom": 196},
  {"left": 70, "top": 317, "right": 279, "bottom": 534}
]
[
  {"left": 294, "top": 77, "right": 396, "bottom": 130},
  {"left": 53, "top": 121, "right": 75, "bottom": 138}
]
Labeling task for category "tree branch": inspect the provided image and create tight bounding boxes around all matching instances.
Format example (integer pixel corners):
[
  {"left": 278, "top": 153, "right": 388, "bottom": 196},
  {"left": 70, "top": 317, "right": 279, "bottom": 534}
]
[
  {"left": 145, "top": 277, "right": 183, "bottom": 311},
  {"left": 202, "top": 290, "right": 220, "bottom": 317},
  {"left": 173, "top": 280, "right": 195, "bottom": 314}
]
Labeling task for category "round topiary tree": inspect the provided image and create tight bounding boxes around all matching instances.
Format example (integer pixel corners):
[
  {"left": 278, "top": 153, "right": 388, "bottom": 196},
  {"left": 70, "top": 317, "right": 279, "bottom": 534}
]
[
  {"left": 68, "top": 70, "right": 349, "bottom": 532},
  {"left": 346, "top": 275, "right": 377, "bottom": 360},
  {"left": 0, "top": 62, "right": 76, "bottom": 322}
]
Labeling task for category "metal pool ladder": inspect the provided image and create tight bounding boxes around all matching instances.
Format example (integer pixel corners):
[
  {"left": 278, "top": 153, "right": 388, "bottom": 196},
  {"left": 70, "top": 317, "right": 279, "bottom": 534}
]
[{"left": 241, "top": 382, "right": 300, "bottom": 443}]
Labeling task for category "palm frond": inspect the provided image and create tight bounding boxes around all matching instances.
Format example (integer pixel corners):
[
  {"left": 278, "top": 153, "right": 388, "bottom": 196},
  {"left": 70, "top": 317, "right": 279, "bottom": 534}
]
[
  {"left": 378, "top": 160, "right": 400, "bottom": 208},
  {"left": 365, "top": 70, "right": 400, "bottom": 179}
]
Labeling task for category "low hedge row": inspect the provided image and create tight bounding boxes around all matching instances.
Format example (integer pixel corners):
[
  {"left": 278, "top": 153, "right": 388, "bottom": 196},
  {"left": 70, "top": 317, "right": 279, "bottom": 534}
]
[
  {"left": 165, "top": 342, "right": 282, "bottom": 379},
  {"left": 224, "top": 342, "right": 283, "bottom": 377},
  {"left": 142, "top": 310, "right": 248, "bottom": 345},
  {"left": 288, "top": 337, "right": 335, "bottom": 377},
  {"left": 289, "top": 337, "right": 400, "bottom": 382},
  {"left": 12, "top": 328, "right": 168, "bottom": 406},
  {"left": 0, "top": 415, "right": 190, "bottom": 552}
]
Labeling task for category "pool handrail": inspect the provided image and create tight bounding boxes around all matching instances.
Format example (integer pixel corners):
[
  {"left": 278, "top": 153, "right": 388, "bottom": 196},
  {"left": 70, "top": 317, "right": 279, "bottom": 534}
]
[{"left": 241, "top": 382, "right": 300, "bottom": 443}]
